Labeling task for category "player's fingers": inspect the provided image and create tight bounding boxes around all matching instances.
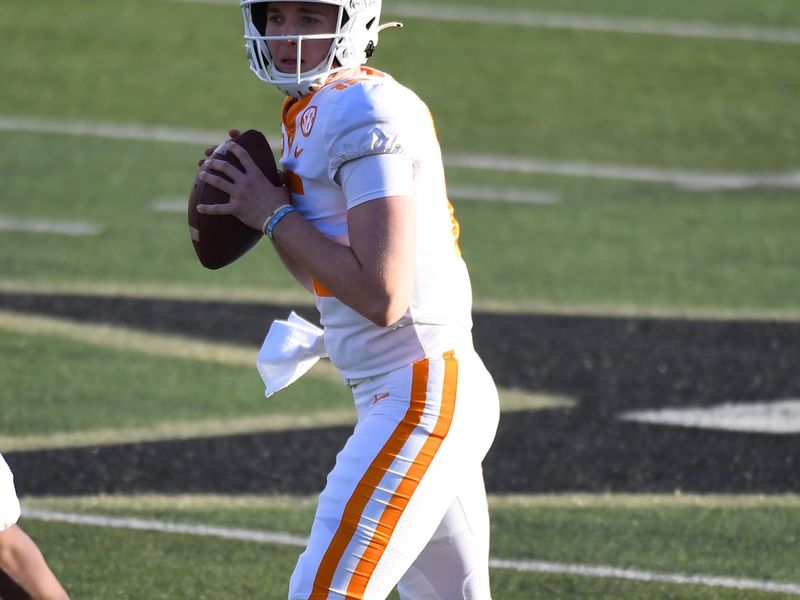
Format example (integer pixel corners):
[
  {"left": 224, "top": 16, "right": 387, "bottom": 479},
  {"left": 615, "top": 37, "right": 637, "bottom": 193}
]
[
  {"left": 201, "top": 159, "right": 241, "bottom": 179},
  {"left": 228, "top": 128, "right": 241, "bottom": 138},
  {"left": 224, "top": 142, "right": 258, "bottom": 174},
  {"left": 197, "top": 170, "right": 235, "bottom": 195}
]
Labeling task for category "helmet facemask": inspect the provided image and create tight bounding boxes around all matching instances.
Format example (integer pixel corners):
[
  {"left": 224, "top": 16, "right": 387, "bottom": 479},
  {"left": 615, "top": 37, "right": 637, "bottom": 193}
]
[{"left": 241, "top": 0, "right": 383, "bottom": 98}]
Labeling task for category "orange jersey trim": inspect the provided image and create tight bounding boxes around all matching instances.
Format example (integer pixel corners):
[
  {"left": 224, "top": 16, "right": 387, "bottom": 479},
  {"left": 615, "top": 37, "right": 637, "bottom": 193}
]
[
  {"left": 312, "top": 277, "right": 333, "bottom": 298},
  {"left": 285, "top": 170, "right": 305, "bottom": 196},
  {"left": 447, "top": 200, "right": 462, "bottom": 257},
  {"left": 282, "top": 93, "right": 315, "bottom": 151},
  {"left": 281, "top": 67, "right": 385, "bottom": 147}
]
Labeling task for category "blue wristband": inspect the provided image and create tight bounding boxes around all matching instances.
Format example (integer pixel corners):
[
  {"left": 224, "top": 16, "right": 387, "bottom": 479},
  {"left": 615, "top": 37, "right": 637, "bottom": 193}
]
[{"left": 264, "top": 204, "right": 296, "bottom": 240}]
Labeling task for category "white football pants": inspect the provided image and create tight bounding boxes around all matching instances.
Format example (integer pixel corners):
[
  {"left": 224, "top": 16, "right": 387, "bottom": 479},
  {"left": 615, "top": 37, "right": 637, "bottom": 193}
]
[{"left": 288, "top": 347, "right": 500, "bottom": 599}]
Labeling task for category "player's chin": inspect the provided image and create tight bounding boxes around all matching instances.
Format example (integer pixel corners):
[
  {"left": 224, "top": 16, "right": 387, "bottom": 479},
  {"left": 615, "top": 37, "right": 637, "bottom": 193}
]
[{"left": 276, "top": 60, "right": 300, "bottom": 73}]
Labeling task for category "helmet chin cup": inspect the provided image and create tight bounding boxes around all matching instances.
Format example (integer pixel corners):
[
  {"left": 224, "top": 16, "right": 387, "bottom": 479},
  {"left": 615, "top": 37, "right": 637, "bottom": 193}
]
[{"left": 241, "top": 0, "right": 392, "bottom": 97}]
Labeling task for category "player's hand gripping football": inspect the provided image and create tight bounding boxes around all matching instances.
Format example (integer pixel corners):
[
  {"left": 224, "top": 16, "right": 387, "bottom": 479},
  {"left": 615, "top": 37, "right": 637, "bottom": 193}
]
[{"left": 196, "top": 129, "right": 290, "bottom": 232}]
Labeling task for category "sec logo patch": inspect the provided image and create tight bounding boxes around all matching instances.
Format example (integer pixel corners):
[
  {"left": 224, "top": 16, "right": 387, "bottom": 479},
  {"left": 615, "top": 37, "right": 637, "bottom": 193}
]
[{"left": 301, "top": 106, "right": 317, "bottom": 137}]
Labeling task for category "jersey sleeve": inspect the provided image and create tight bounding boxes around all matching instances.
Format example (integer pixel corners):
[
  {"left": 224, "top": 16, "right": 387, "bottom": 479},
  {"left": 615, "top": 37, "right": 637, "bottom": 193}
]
[
  {"left": 338, "top": 153, "right": 415, "bottom": 210},
  {"left": 323, "top": 79, "right": 425, "bottom": 182}
]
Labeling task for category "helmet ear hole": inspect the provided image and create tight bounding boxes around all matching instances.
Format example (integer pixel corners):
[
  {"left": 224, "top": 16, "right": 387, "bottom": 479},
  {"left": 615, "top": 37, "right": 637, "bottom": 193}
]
[{"left": 251, "top": 3, "right": 268, "bottom": 35}]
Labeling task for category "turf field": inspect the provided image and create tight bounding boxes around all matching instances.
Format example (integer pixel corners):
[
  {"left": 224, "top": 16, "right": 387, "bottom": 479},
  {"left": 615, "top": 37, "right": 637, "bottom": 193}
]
[{"left": 1, "top": 0, "right": 799, "bottom": 597}]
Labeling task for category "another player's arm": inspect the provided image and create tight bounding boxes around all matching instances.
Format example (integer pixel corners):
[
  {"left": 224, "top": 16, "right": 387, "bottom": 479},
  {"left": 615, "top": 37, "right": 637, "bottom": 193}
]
[{"left": 0, "top": 525, "right": 69, "bottom": 600}]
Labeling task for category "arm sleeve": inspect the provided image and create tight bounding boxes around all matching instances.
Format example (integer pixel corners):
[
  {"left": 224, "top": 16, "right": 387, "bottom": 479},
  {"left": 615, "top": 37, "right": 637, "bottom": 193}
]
[{"left": 339, "top": 153, "right": 415, "bottom": 210}]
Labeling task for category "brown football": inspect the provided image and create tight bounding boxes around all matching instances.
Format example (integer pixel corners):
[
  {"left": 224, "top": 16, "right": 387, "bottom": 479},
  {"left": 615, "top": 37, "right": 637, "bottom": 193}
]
[{"left": 188, "top": 129, "right": 280, "bottom": 270}]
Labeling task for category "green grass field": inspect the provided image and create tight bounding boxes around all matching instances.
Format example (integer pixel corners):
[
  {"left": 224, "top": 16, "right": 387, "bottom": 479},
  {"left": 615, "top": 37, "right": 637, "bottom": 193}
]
[
  {"left": 1, "top": 0, "right": 799, "bottom": 597},
  {"left": 20, "top": 495, "right": 800, "bottom": 599},
  {"left": 2, "top": 0, "right": 800, "bottom": 314}
]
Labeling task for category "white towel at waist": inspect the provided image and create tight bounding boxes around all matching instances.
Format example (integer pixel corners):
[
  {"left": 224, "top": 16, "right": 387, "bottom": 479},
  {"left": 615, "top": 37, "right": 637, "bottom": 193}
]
[{"left": 256, "top": 311, "right": 327, "bottom": 398}]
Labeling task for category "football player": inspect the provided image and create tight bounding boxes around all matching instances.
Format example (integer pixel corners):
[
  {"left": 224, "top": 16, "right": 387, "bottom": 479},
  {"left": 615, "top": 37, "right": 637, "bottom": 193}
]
[
  {"left": 0, "top": 452, "right": 69, "bottom": 600},
  {"left": 197, "top": 1, "right": 500, "bottom": 598}
]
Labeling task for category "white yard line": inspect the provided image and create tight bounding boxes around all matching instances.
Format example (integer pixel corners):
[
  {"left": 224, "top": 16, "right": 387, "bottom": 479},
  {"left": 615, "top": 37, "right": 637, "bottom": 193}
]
[
  {"left": 444, "top": 153, "right": 800, "bottom": 191},
  {"left": 0, "top": 217, "right": 102, "bottom": 236},
  {"left": 491, "top": 557, "right": 800, "bottom": 595},
  {"left": 0, "top": 115, "right": 224, "bottom": 146},
  {"left": 24, "top": 509, "right": 309, "bottom": 547},
  {"left": 386, "top": 3, "right": 800, "bottom": 45},
  {"left": 446, "top": 185, "right": 558, "bottom": 204},
  {"left": 619, "top": 399, "right": 800, "bottom": 434},
  {"left": 168, "top": 0, "right": 800, "bottom": 45},
  {"left": 3, "top": 114, "right": 798, "bottom": 190},
  {"left": 150, "top": 198, "right": 189, "bottom": 212},
  {"left": 22, "top": 509, "right": 800, "bottom": 595},
  {"left": 155, "top": 186, "right": 559, "bottom": 209}
]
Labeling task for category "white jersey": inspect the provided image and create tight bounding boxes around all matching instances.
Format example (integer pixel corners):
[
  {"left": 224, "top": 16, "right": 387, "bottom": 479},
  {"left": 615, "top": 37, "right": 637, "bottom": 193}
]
[
  {"left": 278, "top": 67, "right": 473, "bottom": 380},
  {"left": 0, "top": 452, "right": 21, "bottom": 530}
]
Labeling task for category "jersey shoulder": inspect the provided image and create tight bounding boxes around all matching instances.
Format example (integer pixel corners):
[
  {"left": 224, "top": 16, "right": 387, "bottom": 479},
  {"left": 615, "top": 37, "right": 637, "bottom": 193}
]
[
  {"left": 319, "top": 69, "right": 431, "bottom": 171},
  {"left": 321, "top": 68, "right": 428, "bottom": 131}
]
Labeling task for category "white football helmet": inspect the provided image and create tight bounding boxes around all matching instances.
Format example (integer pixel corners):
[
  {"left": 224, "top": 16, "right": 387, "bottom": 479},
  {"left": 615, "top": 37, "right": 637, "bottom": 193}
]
[{"left": 241, "top": 0, "right": 397, "bottom": 98}]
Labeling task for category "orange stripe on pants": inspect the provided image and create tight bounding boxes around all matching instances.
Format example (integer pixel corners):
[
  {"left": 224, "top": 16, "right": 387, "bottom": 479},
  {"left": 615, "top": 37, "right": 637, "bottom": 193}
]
[
  {"left": 309, "top": 358, "right": 434, "bottom": 598},
  {"left": 346, "top": 352, "right": 458, "bottom": 598}
]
